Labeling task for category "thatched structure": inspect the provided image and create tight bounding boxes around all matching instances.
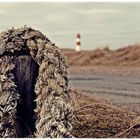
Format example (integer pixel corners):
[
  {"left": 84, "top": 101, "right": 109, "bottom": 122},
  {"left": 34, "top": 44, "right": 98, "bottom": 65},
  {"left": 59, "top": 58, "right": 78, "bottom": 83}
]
[{"left": 0, "top": 26, "right": 73, "bottom": 138}]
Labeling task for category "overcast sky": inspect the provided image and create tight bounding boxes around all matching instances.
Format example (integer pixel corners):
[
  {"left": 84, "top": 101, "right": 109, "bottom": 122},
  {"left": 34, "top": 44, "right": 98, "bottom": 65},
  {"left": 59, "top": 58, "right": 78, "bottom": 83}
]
[{"left": 0, "top": 3, "right": 140, "bottom": 50}]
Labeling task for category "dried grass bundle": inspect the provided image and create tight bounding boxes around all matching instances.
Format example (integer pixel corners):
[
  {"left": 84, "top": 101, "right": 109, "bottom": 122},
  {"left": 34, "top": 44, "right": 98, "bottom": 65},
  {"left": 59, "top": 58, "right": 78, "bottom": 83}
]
[{"left": 0, "top": 26, "right": 73, "bottom": 138}]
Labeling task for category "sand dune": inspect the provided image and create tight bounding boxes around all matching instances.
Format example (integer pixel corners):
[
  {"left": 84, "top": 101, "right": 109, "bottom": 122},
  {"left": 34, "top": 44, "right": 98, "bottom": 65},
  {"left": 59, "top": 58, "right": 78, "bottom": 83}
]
[{"left": 62, "top": 44, "right": 140, "bottom": 66}]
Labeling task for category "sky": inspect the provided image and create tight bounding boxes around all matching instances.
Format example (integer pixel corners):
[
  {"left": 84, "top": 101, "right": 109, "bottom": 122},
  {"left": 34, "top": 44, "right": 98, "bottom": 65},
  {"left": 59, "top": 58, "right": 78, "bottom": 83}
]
[{"left": 0, "top": 2, "right": 140, "bottom": 50}]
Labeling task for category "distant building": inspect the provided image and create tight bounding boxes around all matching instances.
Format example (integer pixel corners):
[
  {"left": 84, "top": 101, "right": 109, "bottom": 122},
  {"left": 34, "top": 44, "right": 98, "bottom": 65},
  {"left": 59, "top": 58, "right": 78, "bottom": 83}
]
[{"left": 76, "top": 33, "right": 81, "bottom": 52}]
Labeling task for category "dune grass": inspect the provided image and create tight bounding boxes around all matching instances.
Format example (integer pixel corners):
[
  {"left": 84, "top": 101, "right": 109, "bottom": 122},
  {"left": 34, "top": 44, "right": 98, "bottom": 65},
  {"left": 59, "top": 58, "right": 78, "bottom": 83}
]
[{"left": 70, "top": 90, "right": 140, "bottom": 138}]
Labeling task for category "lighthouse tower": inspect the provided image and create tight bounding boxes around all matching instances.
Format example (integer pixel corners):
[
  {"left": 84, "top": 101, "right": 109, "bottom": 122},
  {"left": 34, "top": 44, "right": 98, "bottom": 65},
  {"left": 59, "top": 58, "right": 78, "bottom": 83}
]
[{"left": 76, "top": 33, "right": 81, "bottom": 52}]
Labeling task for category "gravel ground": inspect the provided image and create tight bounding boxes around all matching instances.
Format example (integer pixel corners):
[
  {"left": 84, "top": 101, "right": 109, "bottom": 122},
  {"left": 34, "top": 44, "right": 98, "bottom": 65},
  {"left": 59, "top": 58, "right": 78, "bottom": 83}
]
[{"left": 69, "top": 73, "right": 140, "bottom": 115}]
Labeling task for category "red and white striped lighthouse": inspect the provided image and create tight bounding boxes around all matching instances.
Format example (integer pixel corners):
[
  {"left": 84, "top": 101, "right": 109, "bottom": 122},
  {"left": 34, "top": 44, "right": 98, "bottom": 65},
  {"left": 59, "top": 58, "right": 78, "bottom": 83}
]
[{"left": 76, "top": 33, "right": 81, "bottom": 52}]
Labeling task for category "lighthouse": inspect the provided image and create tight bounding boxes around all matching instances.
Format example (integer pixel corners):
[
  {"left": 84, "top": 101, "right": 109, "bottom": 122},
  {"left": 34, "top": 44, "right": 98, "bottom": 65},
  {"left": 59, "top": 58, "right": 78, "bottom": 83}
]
[{"left": 76, "top": 33, "right": 81, "bottom": 52}]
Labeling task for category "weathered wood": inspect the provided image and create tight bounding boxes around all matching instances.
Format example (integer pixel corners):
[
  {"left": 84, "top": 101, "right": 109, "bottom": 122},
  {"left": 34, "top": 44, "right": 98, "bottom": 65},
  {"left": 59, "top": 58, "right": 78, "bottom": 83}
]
[{"left": 14, "top": 55, "right": 39, "bottom": 137}]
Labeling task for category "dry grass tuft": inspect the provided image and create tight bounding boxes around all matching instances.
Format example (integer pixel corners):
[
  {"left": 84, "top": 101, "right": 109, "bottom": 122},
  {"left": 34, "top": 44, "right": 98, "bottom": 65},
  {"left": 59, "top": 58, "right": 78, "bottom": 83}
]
[{"left": 70, "top": 90, "right": 140, "bottom": 138}]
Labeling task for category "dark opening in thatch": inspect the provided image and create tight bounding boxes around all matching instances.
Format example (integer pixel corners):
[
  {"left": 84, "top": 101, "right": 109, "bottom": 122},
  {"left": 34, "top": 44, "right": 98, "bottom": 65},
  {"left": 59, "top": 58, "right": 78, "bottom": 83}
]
[{"left": 14, "top": 54, "right": 39, "bottom": 137}]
